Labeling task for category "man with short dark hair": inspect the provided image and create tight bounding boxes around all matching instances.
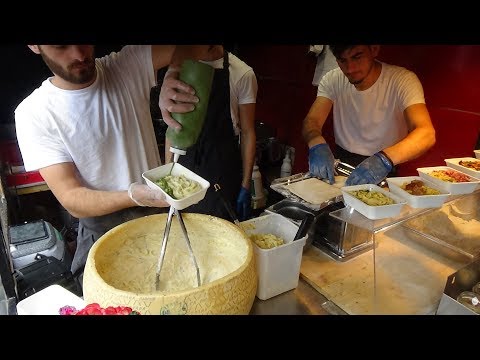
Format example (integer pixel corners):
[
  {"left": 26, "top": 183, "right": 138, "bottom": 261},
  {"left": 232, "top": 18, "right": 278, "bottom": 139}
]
[{"left": 303, "top": 45, "right": 436, "bottom": 186}]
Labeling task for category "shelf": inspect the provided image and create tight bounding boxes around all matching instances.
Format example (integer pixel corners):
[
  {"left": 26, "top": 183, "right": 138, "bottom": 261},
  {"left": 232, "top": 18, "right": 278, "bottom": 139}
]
[{"left": 329, "top": 188, "right": 480, "bottom": 233}]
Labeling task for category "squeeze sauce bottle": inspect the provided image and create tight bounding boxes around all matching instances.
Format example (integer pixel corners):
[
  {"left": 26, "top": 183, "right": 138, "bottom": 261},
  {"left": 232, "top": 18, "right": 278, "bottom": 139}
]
[{"left": 166, "top": 59, "right": 215, "bottom": 163}]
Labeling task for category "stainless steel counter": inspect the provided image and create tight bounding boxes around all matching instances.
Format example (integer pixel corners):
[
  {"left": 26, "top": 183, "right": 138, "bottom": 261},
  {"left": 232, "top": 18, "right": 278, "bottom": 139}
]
[{"left": 250, "top": 278, "right": 347, "bottom": 315}]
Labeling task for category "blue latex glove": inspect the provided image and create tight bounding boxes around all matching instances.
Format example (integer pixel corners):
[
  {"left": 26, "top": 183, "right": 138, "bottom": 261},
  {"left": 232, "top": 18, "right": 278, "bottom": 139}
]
[
  {"left": 236, "top": 186, "right": 251, "bottom": 221},
  {"left": 308, "top": 143, "right": 335, "bottom": 184},
  {"left": 345, "top": 152, "right": 393, "bottom": 186}
]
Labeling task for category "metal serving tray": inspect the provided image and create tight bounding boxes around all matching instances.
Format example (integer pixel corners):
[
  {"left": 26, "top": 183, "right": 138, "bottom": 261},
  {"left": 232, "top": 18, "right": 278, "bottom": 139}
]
[{"left": 269, "top": 173, "right": 343, "bottom": 212}]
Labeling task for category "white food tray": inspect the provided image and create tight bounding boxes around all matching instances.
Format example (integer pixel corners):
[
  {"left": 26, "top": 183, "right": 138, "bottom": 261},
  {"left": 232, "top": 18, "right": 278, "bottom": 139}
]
[
  {"left": 142, "top": 163, "right": 210, "bottom": 210},
  {"left": 386, "top": 176, "right": 450, "bottom": 208},
  {"left": 444, "top": 157, "right": 480, "bottom": 179},
  {"left": 16, "top": 284, "right": 85, "bottom": 315},
  {"left": 341, "top": 183, "right": 406, "bottom": 220},
  {"left": 417, "top": 166, "right": 480, "bottom": 195}
]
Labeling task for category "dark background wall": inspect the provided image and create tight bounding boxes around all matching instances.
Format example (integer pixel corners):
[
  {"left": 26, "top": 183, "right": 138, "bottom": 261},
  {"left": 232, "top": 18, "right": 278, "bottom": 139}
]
[
  {"left": 1, "top": 45, "right": 479, "bottom": 176},
  {"left": 0, "top": 45, "right": 122, "bottom": 130}
]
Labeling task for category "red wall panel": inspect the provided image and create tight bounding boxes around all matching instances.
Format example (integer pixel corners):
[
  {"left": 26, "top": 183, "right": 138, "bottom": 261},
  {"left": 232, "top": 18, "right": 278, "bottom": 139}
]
[
  {"left": 240, "top": 45, "right": 318, "bottom": 173},
  {"left": 379, "top": 45, "right": 480, "bottom": 112}
]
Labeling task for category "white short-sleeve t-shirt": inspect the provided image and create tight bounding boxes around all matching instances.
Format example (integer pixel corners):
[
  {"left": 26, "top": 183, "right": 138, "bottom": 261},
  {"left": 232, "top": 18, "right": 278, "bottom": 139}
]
[
  {"left": 317, "top": 61, "right": 426, "bottom": 156},
  {"left": 15, "top": 45, "right": 160, "bottom": 191}
]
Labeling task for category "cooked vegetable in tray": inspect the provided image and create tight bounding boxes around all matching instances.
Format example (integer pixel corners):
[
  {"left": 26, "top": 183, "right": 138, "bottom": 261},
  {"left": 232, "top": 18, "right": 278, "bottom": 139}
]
[
  {"left": 348, "top": 190, "right": 395, "bottom": 206},
  {"left": 429, "top": 169, "right": 472, "bottom": 183},
  {"left": 459, "top": 160, "right": 480, "bottom": 172},
  {"left": 401, "top": 180, "right": 440, "bottom": 195}
]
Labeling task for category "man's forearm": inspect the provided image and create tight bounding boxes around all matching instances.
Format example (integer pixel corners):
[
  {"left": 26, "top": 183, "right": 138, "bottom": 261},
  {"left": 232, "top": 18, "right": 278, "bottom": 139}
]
[
  {"left": 383, "top": 126, "right": 436, "bottom": 165},
  {"left": 302, "top": 96, "right": 333, "bottom": 147},
  {"left": 303, "top": 125, "right": 326, "bottom": 148},
  {"left": 60, "top": 187, "right": 135, "bottom": 219},
  {"left": 241, "top": 131, "right": 256, "bottom": 189}
]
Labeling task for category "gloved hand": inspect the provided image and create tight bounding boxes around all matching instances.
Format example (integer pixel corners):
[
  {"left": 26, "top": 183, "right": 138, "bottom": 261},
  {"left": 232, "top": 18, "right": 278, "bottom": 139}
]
[
  {"left": 159, "top": 66, "right": 199, "bottom": 130},
  {"left": 308, "top": 143, "right": 335, "bottom": 184},
  {"left": 128, "top": 183, "right": 169, "bottom": 207},
  {"left": 236, "top": 186, "right": 251, "bottom": 221},
  {"left": 345, "top": 152, "right": 393, "bottom": 186}
]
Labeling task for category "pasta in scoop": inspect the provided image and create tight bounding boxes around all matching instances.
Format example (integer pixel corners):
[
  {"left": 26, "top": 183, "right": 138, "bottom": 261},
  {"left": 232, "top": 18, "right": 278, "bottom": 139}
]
[{"left": 155, "top": 175, "right": 201, "bottom": 199}]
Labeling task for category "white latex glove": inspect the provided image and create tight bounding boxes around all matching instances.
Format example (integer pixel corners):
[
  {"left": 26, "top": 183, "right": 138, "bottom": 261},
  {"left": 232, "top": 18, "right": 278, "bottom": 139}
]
[
  {"left": 128, "top": 183, "right": 169, "bottom": 207},
  {"left": 159, "top": 66, "right": 199, "bottom": 130}
]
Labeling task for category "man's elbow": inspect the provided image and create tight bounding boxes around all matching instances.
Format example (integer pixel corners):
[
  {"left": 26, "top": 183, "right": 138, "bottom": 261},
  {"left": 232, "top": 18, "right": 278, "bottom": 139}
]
[
  {"left": 426, "top": 128, "right": 436, "bottom": 150},
  {"left": 51, "top": 194, "right": 83, "bottom": 219},
  {"left": 59, "top": 202, "right": 83, "bottom": 219}
]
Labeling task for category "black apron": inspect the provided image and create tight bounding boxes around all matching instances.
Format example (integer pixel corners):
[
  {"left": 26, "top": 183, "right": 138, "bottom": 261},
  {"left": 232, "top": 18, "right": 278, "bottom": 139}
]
[
  {"left": 71, "top": 206, "right": 164, "bottom": 276},
  {"left": 178, "top": 51, "right": 242, "bottom": 220}
]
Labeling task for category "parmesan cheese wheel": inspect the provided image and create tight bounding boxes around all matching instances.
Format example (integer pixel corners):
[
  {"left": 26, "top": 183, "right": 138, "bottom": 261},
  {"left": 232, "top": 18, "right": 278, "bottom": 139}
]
[{"left": 83, "top": 213, "right": 257, "bottom": 315}]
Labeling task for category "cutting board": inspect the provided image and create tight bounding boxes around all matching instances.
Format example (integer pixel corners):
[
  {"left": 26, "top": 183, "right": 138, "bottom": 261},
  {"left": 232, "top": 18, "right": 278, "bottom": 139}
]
[
  {"left": 300, "top": 226, "right": 466, "bottom": 314},
  {"left": 284, "top": 176, "right": 346, "bottom": 205}
]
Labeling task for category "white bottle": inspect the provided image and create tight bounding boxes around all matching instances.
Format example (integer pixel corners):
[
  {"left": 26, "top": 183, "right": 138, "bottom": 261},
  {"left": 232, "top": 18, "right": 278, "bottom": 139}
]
[
  {"left": 251, "top": 163, "right": 264, "bottom": 200},
  {"left": 280, "top": 151, "right": 292, "bottom": 178}
]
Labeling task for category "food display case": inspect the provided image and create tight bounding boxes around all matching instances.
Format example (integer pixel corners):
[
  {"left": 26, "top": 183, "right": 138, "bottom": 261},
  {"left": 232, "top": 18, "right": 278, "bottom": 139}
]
[
  {"left": 268, "top": 168, "right": 480, "bottom": 315},
  {"left": 328, "top": 186, "right": 480, "bottom": 314}
]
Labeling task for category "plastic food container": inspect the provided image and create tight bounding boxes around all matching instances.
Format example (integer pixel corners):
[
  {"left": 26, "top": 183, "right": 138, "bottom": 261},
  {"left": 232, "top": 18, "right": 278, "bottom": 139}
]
[
  {"left": 386, "top": 176, "right": 450, "bottom": 208},
  {"left": 444, "top": 157, "right": 480, "bottom": 179},
  {"left": 475, "top": 150, "right": 480, "bottom": 159},
  {"left": 142, "top": 163, "right": 210, "bottom": 210},
  {"left": 240, "top": 213, "right": 307, "bottom": 300},
  {"left": 16, "top": 284, "right": 85, "bottom": 315},
  {"left": 341, "top": 184, "right": 406, "bottom": 220},
  {"left": 417, "top": 166, "right": 480, "bottom": 195}
]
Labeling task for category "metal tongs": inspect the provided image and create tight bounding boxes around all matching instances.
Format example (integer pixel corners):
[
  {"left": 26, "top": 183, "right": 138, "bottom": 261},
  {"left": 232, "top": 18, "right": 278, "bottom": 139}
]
[
  {"left": 334, "top": 159, "right": 356, "bottom": 177},
  {"left": 155, "top": 206, "right": 201, "bottom": 290},
  {"left": 334, "top": 159, "right": 387, "bottom": 187}
]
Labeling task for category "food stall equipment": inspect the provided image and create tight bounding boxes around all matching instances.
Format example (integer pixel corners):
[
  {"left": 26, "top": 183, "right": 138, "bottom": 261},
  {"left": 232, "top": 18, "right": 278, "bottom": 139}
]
[{"left": 267, "top": 163, "right": 374, "bottom": 261}]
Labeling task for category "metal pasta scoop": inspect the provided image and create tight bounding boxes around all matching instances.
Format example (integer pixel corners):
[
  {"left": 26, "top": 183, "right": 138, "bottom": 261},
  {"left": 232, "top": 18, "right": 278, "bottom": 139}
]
[{"left": 155, "top": 205, "right": 201, "bottom": 291}]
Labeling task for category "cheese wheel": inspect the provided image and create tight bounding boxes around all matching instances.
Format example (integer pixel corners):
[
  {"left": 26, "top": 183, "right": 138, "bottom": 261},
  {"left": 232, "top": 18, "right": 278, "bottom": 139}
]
[{"left": 83, "top": 213, "right": 257, "bottom": 315}]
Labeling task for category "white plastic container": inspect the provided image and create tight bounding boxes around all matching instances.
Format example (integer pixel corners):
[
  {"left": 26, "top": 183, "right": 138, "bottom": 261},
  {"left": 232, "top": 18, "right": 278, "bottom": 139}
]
[
  {"left": 142, "top": 163, "right": 210, "bottom": 210},
  {"left": 251, "top": 164, "right": 264, "bottom": 199},
  {"left": 444, "top": 157, "right": 480, "bottom": 179},
  {"left": 386, "top": 176, "right": 450, "bottom": 208},
  {"left": 417, "top": 166, "right": 480, "bottom": 195},
  {"left": 475, "top": 150, "right": 480, "bottom": 159},
  {"left": 280, "top": 152, "right": 292, "bottom": 178},
  {"left": 341, "top": 184, "right": 406, "bottom": 220},
  {"left": 240, "top": 214, "right": 307, "bottom": 300},
  {"left": 16, "top": 284, "right": 85, "bottom": 315}
]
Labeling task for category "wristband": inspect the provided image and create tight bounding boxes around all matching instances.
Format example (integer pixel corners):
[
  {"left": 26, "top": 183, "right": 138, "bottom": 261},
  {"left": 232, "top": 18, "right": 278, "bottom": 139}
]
[
  {"left": 375, "top": 151, "right": 394, "bottom": 172},
  {"left": 309, "top": 143, "right": 328, "bottom": 152}
]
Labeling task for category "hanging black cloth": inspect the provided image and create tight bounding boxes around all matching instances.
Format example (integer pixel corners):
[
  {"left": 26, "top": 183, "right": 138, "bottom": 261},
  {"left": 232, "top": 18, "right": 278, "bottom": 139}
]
[{"left": 178, "top": 51, "right": 242, "bottom": 219}]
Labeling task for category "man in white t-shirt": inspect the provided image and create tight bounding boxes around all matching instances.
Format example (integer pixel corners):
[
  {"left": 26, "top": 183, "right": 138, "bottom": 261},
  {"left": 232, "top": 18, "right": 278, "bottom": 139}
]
[
  {"left": 302, "top": 45, "right": 436, "bottom": 186},
  {"left": 159, "top": 45, "right": 257, "bottom": 221},
  {"left": 14, "top": 45, "right": 206, "bottom": 281}
]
